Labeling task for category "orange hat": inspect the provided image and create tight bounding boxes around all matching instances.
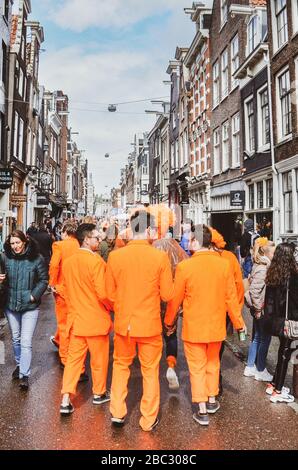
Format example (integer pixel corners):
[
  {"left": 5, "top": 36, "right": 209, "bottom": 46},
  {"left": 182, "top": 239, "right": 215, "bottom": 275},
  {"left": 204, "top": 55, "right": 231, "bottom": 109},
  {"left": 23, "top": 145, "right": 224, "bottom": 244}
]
[
  {"left": 210, "top": 228, "right": 227, "bottom": 249},
  {"left": 147, "top": 204, "right": 175, "bottom": 239}
]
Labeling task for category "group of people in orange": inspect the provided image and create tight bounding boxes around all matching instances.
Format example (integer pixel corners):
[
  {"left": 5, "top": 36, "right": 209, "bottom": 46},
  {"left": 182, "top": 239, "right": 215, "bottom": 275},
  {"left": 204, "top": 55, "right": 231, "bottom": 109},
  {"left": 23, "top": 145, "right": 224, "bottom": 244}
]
[{"left": 49, "top": 207, "right": 246, "bottom": 429}]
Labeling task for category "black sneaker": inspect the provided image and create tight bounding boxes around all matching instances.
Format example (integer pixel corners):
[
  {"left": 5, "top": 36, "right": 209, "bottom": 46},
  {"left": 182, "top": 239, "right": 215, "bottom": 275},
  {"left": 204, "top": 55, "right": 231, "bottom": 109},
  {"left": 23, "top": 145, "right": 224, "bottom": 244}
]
[
  {"left": 206, "top": 401, "right": 220, "bottom": 414},
  {"left": 148, "top": 418, "right": 159, "bottom": 431},
  {"left": 193, "top": 412, "right": 209, "bottom": 426},
  {"left": 12, "top": 366, "right": 20, "bottom": 380},
  {"left": 111, "top": 416, "right": 126, "bottom": 427},
  {"left": 60, "top": 402, "right": 74, "bottom": 415},
  {"left": 78, "top": 372, "right": 89, "bottom": 383},
  {"left": 19, "top": 376, "right": 29, "bottom": 390},
  {"left": 93, "top": 391, "right": 110, "bottom": 405}
]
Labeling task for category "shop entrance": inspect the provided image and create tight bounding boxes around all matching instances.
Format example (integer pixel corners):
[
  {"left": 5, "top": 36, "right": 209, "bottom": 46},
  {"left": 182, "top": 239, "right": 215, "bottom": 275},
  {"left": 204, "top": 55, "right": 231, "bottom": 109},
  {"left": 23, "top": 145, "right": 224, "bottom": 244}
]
[{"left": 211, "top": 212, "right": 243, "bottom": 251}]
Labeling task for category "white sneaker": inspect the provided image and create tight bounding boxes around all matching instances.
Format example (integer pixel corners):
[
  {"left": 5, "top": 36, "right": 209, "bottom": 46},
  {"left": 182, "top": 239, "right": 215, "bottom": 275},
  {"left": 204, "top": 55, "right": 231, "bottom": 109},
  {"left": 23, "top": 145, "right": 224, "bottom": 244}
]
[
  {"left": 270, "top": 390, "right": 295, "bottom": 403},
  {"left": 255, "top": 368, "right": 273, "bottom": 382},
  {"left": 166, "top": 367, "right": 179, "bottom": 390},
  {"left": 266, "top": 385, "right": 290, "bottom": 396},
  {"left": 243, "top": 365, "right": 257, "bottom": 377}
]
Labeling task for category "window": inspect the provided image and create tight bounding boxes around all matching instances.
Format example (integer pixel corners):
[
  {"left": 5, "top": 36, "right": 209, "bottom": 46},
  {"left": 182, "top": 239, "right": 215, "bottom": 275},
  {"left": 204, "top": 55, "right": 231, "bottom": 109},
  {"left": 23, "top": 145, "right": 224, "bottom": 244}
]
[
  {"left": 249, "top": 184, "right": 255, "bottom": 210},
  {"left": 259, "top": 88, "right": 270, "bottom": 147},
  {"left": 247, "top": 16, "right": 259, "bottom": 55},
  {"left": 283, "top": 171, "right": 293, "bottom": 232},
  {"left": 221, "top": 0, "right": 228, "bottom": 25},
  {"left": 221, "top": 49, "right": 228, "bottom": 99},
  {"left": 275, "top": 0, "right": 288, "bottom": 48},
  {"left": 293, "top": 0, "right": 298, "bottom": 34},
  {"left": 213, "top": 128, "right": 220, "bottom": 175},
  {"left": 246, "top": 99, "right": 255, "bottom": 153},
  {"left": 222, "top": 121, "right": 229, "bottom": 171},
  {"left": 18, "top": 68, "right": 24, "bottom": 97},
  {"left": 21, "top": 36, "right": 25, "bottom": 60},
  {"left": 266, "top": 179, "right": 273, "bottom": 207},
  {"left": 232, "top": 113, "right": 240, "bottom": 167},
  {"left": 213, "top": 61, "right": 219, "bottom": 107},
  {"left": 2, "top": 41, "right": 7, "bottom": 85},
  {"left": 231, "top": 35, "right": 239, "bottom": 89},
  {"left": 13, "top": 111, "right": 19, "bottom": 158},
  {"left": 278, "top": 69, "right": 292, "bottom": 138},
  {"left": 257, "top": 181, "right": 263, "bottom": 209},
  {"left": 4, "top": 0, "right": 9, "bottom": 20},
  {"left": 18, "top": 118, "right": 24, "bottom": 162}
]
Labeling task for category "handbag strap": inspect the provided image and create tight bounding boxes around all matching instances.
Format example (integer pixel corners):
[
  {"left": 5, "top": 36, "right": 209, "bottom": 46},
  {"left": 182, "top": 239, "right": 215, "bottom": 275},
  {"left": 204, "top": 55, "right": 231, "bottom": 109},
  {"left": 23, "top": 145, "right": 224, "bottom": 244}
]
[{"left": 285, "top": 279, "right": 289, "bottom": 321}]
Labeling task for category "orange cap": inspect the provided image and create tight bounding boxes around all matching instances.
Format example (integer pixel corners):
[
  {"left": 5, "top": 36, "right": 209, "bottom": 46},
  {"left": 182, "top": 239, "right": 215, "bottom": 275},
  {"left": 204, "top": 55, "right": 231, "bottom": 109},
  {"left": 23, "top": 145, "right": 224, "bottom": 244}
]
[{"left": 210, "top": 228, "right": 227, "bottom": 249}]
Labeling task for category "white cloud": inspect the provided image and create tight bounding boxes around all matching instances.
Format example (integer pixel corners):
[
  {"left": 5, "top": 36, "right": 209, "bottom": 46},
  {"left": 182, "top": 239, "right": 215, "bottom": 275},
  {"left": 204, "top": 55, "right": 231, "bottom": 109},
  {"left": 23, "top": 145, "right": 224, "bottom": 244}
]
[{"left": 50, "top": 0, "right": 186, "bottom": 31}]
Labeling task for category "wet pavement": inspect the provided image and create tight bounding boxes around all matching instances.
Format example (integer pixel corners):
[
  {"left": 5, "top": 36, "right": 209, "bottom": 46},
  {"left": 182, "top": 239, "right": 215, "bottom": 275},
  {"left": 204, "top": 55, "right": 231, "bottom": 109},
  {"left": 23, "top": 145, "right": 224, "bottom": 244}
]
[{"left": 0, "top": 294, "right": 297, "bottom": 451}]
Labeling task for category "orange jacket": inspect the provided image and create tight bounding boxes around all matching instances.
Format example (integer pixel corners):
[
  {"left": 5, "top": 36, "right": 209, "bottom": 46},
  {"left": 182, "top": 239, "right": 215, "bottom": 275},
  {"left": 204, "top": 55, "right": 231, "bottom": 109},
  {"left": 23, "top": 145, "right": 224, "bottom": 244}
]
[
  {"left": 63, "top": 249, "right": 112, "bottom": 337},
  {"left": 165, "top": 251, "right": 244, "bottom": 343},
  {"left": 106, "top": 240, "right": 174, "bottom": 337},
  {"left": 217, "top": 250, "right": 244, "bottom": 307},
  {"left": 49, "top": 237, "right": 80, "bottom": 289}
]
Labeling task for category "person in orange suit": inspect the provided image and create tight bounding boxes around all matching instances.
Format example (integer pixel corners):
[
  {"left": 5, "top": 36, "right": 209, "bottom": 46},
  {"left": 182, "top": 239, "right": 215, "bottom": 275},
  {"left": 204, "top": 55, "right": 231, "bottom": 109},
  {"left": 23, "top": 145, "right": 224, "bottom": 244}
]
[
  {"left": 165, "top": 225, "right": 246, "bottom": 426},
  {"left": 209, "top": 227, "right": 244, "bottom": 395},
  {"left": 60, "top": 224, "right": 112, "bottom": 415},
  {"left": 106, "top": 210, "right": 174, "bottom": 431},
  {"left": 49, "top": 222, "right": 80, "bottom": 367}
]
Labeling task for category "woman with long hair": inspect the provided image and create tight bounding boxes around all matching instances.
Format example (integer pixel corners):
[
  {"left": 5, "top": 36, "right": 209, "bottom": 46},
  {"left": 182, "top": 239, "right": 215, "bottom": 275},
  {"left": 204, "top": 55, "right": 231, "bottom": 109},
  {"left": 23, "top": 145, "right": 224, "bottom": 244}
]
[
  {"left": 263, "top": 243, "right": 298, "bottom": 403},
  {"left": 0, "top": 231, "right": 48, "bottom": 390}
]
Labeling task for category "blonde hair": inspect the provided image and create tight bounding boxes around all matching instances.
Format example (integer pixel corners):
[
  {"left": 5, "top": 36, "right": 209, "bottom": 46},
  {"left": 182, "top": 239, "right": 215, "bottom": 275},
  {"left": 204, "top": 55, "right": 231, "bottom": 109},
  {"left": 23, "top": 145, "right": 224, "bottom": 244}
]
[{"left": 253, "top": 237, "right": 275, "bottom": 264}]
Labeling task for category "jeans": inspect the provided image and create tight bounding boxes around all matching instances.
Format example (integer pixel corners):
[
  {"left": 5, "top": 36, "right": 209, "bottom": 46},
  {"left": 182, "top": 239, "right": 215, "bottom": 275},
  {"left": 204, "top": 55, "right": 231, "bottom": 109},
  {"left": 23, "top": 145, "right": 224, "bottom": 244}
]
[
  {"left": 247, "top": 318, "right": 271, "bottom": 372},
  {"left": 161, "top": 302, "right": 178, "bottom": 362},
  {"left": 5, "top": 308, "right": 39, "bottom": 377},
  {"left": 243, "top": 255, "right": 253, "bottom": 278}
]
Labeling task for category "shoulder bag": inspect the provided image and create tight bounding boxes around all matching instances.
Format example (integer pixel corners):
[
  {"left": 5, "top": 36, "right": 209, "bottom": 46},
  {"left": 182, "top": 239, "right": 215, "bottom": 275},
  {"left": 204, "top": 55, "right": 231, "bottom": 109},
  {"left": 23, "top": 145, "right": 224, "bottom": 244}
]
[{"left": 283, "top": 280, "right": 298, "bottom": 339}]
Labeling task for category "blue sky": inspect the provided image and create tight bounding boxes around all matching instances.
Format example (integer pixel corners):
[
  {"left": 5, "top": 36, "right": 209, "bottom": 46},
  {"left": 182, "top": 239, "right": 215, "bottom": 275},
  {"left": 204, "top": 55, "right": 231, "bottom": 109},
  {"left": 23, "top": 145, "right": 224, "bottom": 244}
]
[{"left": 29, "top": 0, "right": 195, "bottom": 194}]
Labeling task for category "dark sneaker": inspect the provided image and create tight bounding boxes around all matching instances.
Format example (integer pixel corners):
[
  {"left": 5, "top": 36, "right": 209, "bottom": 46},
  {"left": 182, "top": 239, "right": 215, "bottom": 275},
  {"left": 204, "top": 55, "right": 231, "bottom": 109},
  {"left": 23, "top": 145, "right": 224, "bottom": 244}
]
[
  {"left": 111, "top": 416, "right": 125, "bottom": 427},
  {"left": 19, "top": 376, "right": 29, "bottom": 390},
  {"left": 50, "top": 336, "right": 59, "bottom": 349},
  {"left": 12, "top": 366, "right": 20, "bottom": 380},
  {"left": 93, "top": 391, "right": 110, "bottom": 405},
  {"left": 193, "top": 412, "right": 209, "bottom": 426},
  {"left": 206, "top": 401, "right": 220, "bottom": 414},
  {"left": 148, "top": 418, "right": 159, "bottom": 431},
  {"left": 78, "top": 372, "right": 89, "bottom": 383},
  {"left": 60, "top": 402, "right": 74, "bottom": 415}
]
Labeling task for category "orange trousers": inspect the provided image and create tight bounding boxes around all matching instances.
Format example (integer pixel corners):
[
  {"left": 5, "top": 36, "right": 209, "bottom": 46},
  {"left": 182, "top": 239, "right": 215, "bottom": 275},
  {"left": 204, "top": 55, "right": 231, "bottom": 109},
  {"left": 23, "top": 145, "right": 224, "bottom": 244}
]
[
  {"left": 110, "top": 334, "right": 162, "bottom": 432},
  {"left": 61, "top": 333, "right": 109, "bottom": 396},
  {"left": 53, "top": 294, "right": 69, "bottom": 365},
  {"left": 184, "top": 341, "right": 222, "bottom": 403}
]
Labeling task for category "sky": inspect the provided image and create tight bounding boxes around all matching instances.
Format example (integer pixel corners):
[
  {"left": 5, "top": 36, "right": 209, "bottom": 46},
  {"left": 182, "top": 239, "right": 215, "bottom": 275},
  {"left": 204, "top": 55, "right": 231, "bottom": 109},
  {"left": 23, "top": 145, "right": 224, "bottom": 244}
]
[{"left": 29, "top": 0, "right": 195, "bottom": 195}]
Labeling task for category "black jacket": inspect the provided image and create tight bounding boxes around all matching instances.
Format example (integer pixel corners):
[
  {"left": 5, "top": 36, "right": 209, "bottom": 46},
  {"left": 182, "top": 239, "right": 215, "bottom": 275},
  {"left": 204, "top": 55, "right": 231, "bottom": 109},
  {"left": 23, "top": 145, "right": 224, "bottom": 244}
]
[
  {"left": 0, "top": 253, "right": 8, "bottom": 309},
  {"left": 263, "top": 273, "right": 298, "bottom": 337}
]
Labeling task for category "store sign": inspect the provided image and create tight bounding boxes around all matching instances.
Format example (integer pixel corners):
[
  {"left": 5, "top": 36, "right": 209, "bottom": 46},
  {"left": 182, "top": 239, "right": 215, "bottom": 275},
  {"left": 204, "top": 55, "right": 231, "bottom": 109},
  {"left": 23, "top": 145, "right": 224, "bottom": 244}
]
[
  {"left": 230, "top": 191, "right": 245, "bottom": 208},
  {"left": 0, "top": 169, "right": 14, "bottom": 189},
  {"left": 36, "top": 193, "right": 49, "bottom": 206},
  {"left": 11, "top": 194, "right": 27, "bottom": 204}
]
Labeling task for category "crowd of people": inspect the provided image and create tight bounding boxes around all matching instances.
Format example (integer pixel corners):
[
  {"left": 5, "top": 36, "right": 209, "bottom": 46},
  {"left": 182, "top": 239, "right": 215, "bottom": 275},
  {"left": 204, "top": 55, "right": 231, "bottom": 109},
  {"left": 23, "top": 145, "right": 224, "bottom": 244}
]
[{"left": 0, "top": 208, "right": 297, "bottom": 430}]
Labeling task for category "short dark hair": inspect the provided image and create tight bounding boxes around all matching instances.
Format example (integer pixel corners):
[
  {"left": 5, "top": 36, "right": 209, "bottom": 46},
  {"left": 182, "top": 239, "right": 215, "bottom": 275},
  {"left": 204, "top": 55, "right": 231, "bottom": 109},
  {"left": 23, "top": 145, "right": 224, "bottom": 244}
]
[
  {"left": 191, "top": 224, "right": 212, "bottom": 248},
  {"left": 76, "top": 223, "right": 96, "bottom": 247},
  {"left": 130, "top": 210, "right": 155, "bottom": 235},
  {"left": 62, "top": 222, "right": 77, "bottom": 237}
]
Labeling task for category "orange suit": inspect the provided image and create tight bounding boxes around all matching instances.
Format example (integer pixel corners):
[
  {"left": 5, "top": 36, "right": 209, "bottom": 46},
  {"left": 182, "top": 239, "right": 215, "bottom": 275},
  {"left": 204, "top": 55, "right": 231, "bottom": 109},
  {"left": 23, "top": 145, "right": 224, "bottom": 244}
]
[
  {"left": 61, "top": 249, "right": 112, "bottom": 396},
  {"left": 165, "top": 251, "right": 244, "bottom": 402},
  {"left": 106, "top": 240, "right": 174, "bottom": 431},
  {"left": 49, "top": 237, "right": 79, "bottom": 364}
]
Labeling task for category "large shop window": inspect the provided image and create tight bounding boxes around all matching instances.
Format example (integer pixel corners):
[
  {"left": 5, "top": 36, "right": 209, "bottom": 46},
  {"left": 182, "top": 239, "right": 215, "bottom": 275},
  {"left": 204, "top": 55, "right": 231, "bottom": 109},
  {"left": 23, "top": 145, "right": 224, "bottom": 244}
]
[{"left": 283, "top": 171, "right": 293, "bottom": 233}]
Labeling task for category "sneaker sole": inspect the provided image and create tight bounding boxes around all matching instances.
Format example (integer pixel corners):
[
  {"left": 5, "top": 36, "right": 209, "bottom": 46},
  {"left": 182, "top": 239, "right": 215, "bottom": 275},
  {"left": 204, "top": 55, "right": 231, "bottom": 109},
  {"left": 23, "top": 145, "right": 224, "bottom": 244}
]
[
  {"left": 93, "top": 398, "right": 111, "bottom": 405},
  {"left": 111, "top": 418, "right": 125, "bottom": 427},
  {"left": 243, "top": 372, "right": 256, "bottom": 377},
  {"left": 192, "top": 414, "right": 209, "bottom": 426},
  {"left": 270, "top": 396, "right": 295, "bottom": 404},
  {"left": 60, "top": 407, "right": 74, "bottom": 415},
  {"left": 255, "top": 377, "right": 273, "bottom": 382},
  {"left": 206, "top": 405, "right": 220, "bottom": 414}
]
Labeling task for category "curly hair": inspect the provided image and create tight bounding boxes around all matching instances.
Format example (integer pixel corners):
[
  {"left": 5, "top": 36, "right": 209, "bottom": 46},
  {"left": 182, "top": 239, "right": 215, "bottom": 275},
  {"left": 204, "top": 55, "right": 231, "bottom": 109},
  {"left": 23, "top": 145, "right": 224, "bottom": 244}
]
[{"left": 266, "top": 243, "right": 298, "bottom": 286}]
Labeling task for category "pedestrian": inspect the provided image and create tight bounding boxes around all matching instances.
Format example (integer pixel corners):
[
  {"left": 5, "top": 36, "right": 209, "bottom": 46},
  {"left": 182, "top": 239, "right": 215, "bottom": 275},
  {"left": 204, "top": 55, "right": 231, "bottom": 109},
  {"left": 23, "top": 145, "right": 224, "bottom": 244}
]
[
  {"left": 33, "top": 225, "right": 53, "bottom": 272},
  {"left": 165, "top": 225, "right": 246, "bottom": 426},
  {"left": 0, "top": 231, "right": 48, "bottom": 390},
  {"left": 243, "top": 237, "right": 275, "bottom": 382},
  {"left": 240, "top": 218, "right": 260, "bottom": 278},
  {"left": 106, "top": 210, "right": 174, "bottom": 431},
  {"left": 60, "top": 224, "right": 112, "bottom": 415},
  {"left": 209, "top": 228, "right": 244, "bottom": 395},
  {"left": 263, "top": 243, "right": 298, "bottom": 403},
  {"left": 26, "top": 222, "right": 38, "bottom": 238},
  {"left": 180, "top": 222, "right": 192, "bottom": 255},
  {"left": 99, "top": 224, "right": 118, "bottom": 262},
  {"left": 53, "top": 221, "right": 62, "bottom": 241},
  {"left": 48, "top": 222, "right": 81, "bottom": 370}
]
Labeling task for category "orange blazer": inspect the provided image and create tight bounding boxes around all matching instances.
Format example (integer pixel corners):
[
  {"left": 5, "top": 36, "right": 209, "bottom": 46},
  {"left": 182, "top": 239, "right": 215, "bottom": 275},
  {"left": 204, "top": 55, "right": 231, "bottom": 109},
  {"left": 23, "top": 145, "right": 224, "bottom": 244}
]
[
  {"left": 63, "top": 249, "right": 112, "bottom": 337},
  {"left": 49, "top": 237, "right": 80, "bottom": 289},
  {"left": 106, "top": 240, "right": 174, "bottom": 337},
  {"left": 165, "top": 251, "right": 244, "bottom": 343},
  {"left": 217, "top": 250, "right": 244, "bottom": 307}
]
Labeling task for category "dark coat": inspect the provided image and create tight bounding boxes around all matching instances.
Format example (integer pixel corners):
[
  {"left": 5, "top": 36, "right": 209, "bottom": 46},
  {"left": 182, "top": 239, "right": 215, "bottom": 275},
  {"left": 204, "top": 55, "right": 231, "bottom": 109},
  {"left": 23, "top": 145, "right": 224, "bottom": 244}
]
[
  {"left": 0, "top": 254, "right": 8, "bottom": 309},
  {"left": 2, "top": 238, "right": 48, "bottom": 313},
  {"left": 263, "top": 273, "right": 298, "bottom": 337}
]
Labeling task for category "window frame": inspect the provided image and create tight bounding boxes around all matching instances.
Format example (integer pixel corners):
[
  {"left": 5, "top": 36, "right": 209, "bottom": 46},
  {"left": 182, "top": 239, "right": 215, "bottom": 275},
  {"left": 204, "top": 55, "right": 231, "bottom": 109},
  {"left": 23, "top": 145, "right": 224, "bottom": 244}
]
[
  {"left": 232, "top": 113, "right": 240, "bottom": 168},
  {"left": 221, "top": 120, "right": 229, "bottom": 171},
  {"left": 257, "top": 85, "right": 270, "bottom": 151},
  {"left": 231, "top": 34, "right": 239, "bottom": 90},
  {"left": 244, "top": 96, "right": 255, "bottom": 154},
  {"left": 212, "top": 61, "right": 220, "bottom": 108},
  {"left": 275, "top": 0, "right": 288, "bottom": 49},
  {"left": 213, "top": 128, "right": 220, "bottom": 175},
  {"left": 221, "top": 48, "right": 229, "bottom": 100},
  {"left": 276, "top": 68, "right": 292, "bottom": 141}
]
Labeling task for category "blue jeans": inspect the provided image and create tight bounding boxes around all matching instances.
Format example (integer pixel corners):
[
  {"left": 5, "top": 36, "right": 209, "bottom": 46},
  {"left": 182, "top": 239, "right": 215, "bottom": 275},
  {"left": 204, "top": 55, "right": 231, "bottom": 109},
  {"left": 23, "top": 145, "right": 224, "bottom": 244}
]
[
  {"left": 247, "top": 318, "right": 271, "bottom": 372},
  {"left": 5, "top": 309, "right": 39, "bottom": 377},
  {"left": 243, "top": 255, "right": 253, "bottom": 278}
]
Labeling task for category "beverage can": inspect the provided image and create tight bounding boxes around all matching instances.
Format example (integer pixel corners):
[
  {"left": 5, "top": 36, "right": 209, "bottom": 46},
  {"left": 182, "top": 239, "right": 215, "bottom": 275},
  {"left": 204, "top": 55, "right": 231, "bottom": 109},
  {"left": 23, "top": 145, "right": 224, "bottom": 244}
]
[{"left": 238, "top": 331, "right": 246, "bottom": 342}]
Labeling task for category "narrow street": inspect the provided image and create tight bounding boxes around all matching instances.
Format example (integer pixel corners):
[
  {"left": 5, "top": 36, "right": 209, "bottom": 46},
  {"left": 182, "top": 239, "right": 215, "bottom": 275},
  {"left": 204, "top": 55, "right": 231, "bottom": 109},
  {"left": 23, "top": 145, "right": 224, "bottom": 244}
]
[{"left": 0, "top": 294, "right": 297, "bottom": 451}]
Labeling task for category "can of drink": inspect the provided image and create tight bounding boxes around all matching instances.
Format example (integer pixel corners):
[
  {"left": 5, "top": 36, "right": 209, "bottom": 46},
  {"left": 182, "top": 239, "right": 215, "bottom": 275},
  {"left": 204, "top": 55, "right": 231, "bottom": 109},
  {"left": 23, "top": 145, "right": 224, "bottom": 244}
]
[{"left": 238, "top": 330, "right": 246, "bottom": 342}]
